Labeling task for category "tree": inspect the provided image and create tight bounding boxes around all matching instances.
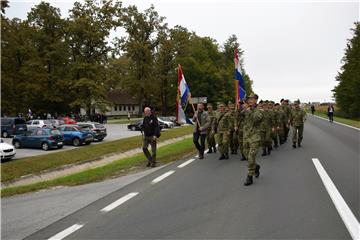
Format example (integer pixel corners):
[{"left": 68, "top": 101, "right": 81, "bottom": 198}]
[
  {"left": 332, "top": 22, "right": 360, "bottom": 118},
  {"left": 120, "top": 4, "right": 166, "bottom": 115}
]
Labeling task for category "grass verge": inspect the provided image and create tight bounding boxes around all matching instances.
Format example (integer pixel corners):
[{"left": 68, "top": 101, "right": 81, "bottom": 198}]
[
  {"left": 1, "top": 126, "right": 193, "bottom": 183},
  {"left": 306, "top": 111, "right": 360, "bottom": 128},
  {"left": 1, "top": 138, "right": 196, "bottom": 197}
]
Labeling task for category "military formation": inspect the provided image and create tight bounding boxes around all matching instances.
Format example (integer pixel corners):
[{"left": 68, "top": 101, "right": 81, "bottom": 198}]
[{"left": 193, "top": 93, "right": 306, "bottom": 186}]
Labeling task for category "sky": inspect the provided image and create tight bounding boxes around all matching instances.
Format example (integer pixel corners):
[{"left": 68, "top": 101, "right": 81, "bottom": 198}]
[{"left": 5, "top": 0, "right": 360, "bottom": 103}]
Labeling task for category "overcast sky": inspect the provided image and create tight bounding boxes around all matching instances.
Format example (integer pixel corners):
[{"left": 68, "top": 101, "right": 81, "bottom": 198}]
[{"left": 6, "top": 0, "right": 359, "bottom": 103}]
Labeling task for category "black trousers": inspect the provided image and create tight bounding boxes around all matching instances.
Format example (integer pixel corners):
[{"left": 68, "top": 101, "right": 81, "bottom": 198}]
[
  {"left": 328, "top": 112, "right": 334, "bottom": 122},
  {"left": 143, "top": 136, "right": 157, "bottom": 162},
  {"left": 193, "top": 132, "right": 206, "bottom": 156}
]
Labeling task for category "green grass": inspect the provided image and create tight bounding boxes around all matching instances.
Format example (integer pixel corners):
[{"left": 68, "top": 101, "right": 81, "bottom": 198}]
[
  {"left": 1, "top": 126, "right": 193, "bottom": 183},
  {"left": 306, "top": 110, "right": 360, "bottom": 128},
  {"left": 1, "top": 138, "right": 196, "bottom": 197}
]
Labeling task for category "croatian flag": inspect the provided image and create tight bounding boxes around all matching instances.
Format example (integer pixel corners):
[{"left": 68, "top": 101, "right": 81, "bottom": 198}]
[
  {"left": 176, "top": 65, "right": 192, "bottom": 124},
  {"left": 234, "top": 48, "right": 246, "bottom": 103}
]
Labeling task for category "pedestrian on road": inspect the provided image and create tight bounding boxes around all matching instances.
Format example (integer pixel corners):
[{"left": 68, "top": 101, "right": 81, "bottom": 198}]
[
  {"left": 327, "top": 104, "right": 334, "bottom": 122},
  {"left": 243, "top": 93, "right": 263, "bottom": 186},
  {"left": 290, "top": 100, "right": 306, "bottom": 148},
  {"left": 216, "top": 102, "right": 231, "bottom": 160},
  {"left": 311, "top": 104, "right": 315, "bottom": 115},
  {"left": 142, "top": 107, "right": 160, "bottom": 168},
  {"left": 206, "top": 103, "right": 217, "bottom": 154},
  {"left": 193, "top": 103, "right": 210, "bottom": 159}
]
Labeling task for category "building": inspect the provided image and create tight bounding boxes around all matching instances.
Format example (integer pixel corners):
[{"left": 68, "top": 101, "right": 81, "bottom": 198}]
[
  {"left": 106, "top": 90, "right": 140, "bottom": 116},
  {"left": 80, "top": 90, "right": 140, "bottom": 117}
]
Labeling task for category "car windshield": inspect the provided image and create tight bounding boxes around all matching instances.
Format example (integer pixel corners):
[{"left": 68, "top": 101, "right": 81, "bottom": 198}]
[{"left": 50, "top": 130, "right": 61, "bottom": 135}]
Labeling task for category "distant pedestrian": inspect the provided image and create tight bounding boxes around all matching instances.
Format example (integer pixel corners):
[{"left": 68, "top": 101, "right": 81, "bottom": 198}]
[
  {"left": 128, "top": 112, "right": 131, "bottom": 120},
  {"left": 142, "top": 107, "right": 160, "bottom": 168},
  {"left": 311, "top": 104, "right": 315, "bottom": 115},
  {"left": 192, "top": 103, "right": 210, "bottom": 159},
  {"left": 327, "top": 104, "right": 334, "bottom": 122}
]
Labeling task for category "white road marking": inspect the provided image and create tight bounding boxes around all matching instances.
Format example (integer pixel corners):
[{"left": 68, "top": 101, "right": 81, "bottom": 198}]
[
  {"left": 177, "top": 159, "right": 196, "bottom": 168},
  {"left": 48, "top": 224, "right": 84, "bottom": 240},
  {"left": 100, "top": 192, "right": 139, "bottom": 213},
  {"left": 309, "top": 114, "right": 360, "bottom": 131},
  {"left": 151, "top": 170, "right": 175, "bottom": 184},
  {"left": 312, "top": 158, "right": 360, "bottom": 240}
]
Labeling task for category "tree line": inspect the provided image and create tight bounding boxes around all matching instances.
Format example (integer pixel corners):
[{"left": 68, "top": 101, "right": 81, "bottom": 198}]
[
  {"left": 332, "top": 22, "right": 360, "bottom": 119},
  {"left": 1, "top": 0, "right": 253, "bottom": 117}
]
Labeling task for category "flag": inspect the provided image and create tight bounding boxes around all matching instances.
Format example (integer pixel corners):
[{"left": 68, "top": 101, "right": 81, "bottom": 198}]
[
  {"left": 176, "top": 65, "right": 193, "bottom": 124},
  {"left": 234, "top": 48, "right": 246, "bottom": 104}
]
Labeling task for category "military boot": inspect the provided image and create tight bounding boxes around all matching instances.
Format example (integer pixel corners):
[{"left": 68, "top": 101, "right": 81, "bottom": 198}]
[
  {"left": 224, "top": 153, "right": 229, "bottom": 159},
  {"left": 267, "top": 147, "right": 272, "bottom": 155},
  {"left": 213, "top": 147, "right": 217, "bottom": 153},
  {"left": 298, "top": 142, "right": 301, "bottom": 147},
  {"left": 208, "top": 148, "right": 213, "bottom": 154},
  {"left": 241, "top": 154, "right": 247, "bottom": 161},
  {"left": 219, "top": 154, "right": 226, "bottom": 160},
  {"left": 292, "top": 142, "right": 297, "bottom": 148},
  {"left": 255, "top": 164, "right": 261, "bottom": 178},
  {"left": 244, "top": 175, "right": 253, "bottom": 186}
]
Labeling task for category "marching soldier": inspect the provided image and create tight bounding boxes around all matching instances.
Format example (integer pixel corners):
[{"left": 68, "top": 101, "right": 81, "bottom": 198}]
[
  {"left": 243, "top": 93, "right": 263, "bottom": 186},
  {"left": 216, "top": 102, "right": 231, "bottom": 160},
  {"left": 281, "top": 99, "right": 291, "bottom": 142},
  {"left": 261, "top": 101, "right": 273, "bottom": 156},
  {"left": 193, "top": 103, "right": 210, "bottom": 159},
  {"left": 235, "top": 100, "right": 246, "bottom": 161},
  {"left": 206, "top": 103, "right": 217, "bottom": 153},
  {"left": 290, "top": 100, "right": 306, "bottom": 148},
  {"left": 228, "top": 102, "right": 239, "bottom": 154}
]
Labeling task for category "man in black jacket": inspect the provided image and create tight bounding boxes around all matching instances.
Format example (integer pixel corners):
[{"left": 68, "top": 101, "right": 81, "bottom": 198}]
[{"left": 142, "top": 107, "right": 160, "bottom": 168}]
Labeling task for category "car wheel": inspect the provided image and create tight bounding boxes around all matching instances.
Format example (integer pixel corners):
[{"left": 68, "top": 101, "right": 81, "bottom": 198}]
[
  {"left": 13, "top": 140, "right": 21, "bottom": 149},
  {"left": 131, "top": 126, "right": 136, "bottom": 131},
  {"left": 72, "top": 138, "right": 80, "bottom": 146},
  {"left": 2, "top": 131, "right": 8, "bottom": 138},
  {"left": 42, "top": 142, "right": 49, "bottom": 151},
  {"left": 57, "top": 145, "right": 63, "bottom": 149}
]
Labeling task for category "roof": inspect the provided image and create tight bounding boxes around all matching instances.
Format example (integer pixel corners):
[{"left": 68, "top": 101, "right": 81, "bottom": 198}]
[{"left": 107, "top": 90, "right": 138, "bottom": 105}]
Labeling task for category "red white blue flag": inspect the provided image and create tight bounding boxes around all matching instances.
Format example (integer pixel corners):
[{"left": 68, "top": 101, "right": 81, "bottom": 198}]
[{"left": 234, "top": 48, "right": 246, "bottom": 104}]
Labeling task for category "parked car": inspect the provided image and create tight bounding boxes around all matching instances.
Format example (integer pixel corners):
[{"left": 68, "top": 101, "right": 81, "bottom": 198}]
[
  {"left": 0, "top": 138, "right": 16, "bottom": 160},
  {"left": 12, "top": 128, "right": 64, "bottom": 151},
  {"left": 77, "top": 122, "right": 107, "bottom": 141},
  {"left": 26, "top": 119, "right": 53, "bottom": 130},
  {"left": 160, "top": 116, "right": 181, "bottom": 126},
  {"left": 51, "top": 119, "right": 65, "bottom": 127},
  {"left": 57, "top": 125, "right": 93, "bottom": 146},
  {"left": 127, "top": 120, "right": 143, "bottom": 131},
  {"left": 158, "top": 117, "right": 175, "bottom": 128},
  {"left": 1, "top": 117, "right": 27, "bottom": 138}
]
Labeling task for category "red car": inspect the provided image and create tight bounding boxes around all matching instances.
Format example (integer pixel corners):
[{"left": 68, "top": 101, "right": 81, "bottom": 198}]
[{"left": 60, "top": 117, "right": 77, "bottom": 125}]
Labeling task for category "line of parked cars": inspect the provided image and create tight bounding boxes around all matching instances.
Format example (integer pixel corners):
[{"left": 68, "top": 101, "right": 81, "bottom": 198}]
[
  {"left": 0, "top": 117, "right": 108, "bottom": 158},
  {"left": 127, "top": 116, "right": 179, "bottom": 131}
]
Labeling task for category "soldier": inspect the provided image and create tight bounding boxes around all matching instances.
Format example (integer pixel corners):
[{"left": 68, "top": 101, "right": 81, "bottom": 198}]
[
  {"left": 290, "top": 100, "right": 306, "bottom": 148},
  {"left": 259, "top": 101, "right": 272, "bottom": 156},
  {"left": 281, "top": 99, "right": 292, "bottom": 142},
  {"left": 235, "top": 100, "right": 246, "bottom": 161},
  {"left": 268, "top": 101, "right": 279, "bottom": 148},
  {"left": 243, "top": 93, "right": 263, "bottom": 186},
  {"left": 193, "top": 103, "right": 210, "bottom": 159},
  {"left": 206, "top": 103, "right": 217, "bottom": 153},
  {"left": 228, "top": 102, "right": 239, "bottom": 154},
  {"left": 216, "top": 102, "right": 230, "bottom": 160},
  {"left": 274, "top": 103, "right": 286, "bottom": 145}
]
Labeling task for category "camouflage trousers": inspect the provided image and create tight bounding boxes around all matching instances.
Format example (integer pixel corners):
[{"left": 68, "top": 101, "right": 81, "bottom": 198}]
[
  {"left": 237, "top": 131, "right": 244, "bottom": 155},
  {"left": 261, "top": 128, "right": 272, "bottom": 148},
  {"left": 292, "top": 125, "right": 304, "bottom": 144},
  {"left": 217, "top": 132, "right": 229, "bottom": 154},
  {"left": 243, "top": 141, "right": 260, "bottom": 176},
  {"left": 207, "top": 130, "right": 216, "bottom": 149},
  {"left": 229, "top": 130, "right": 239, "bottom": 152},
  {"left": 278, "top": 126, "right": 285, "bottom": 143}
]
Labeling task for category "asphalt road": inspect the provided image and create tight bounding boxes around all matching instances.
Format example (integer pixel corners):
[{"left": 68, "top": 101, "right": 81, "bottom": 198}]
[
  {"left": 1, "top": 124, "right": 141, "bottom": 159},
  {"left": 4, "top": 115, "right": 359, "bottom": 239}
]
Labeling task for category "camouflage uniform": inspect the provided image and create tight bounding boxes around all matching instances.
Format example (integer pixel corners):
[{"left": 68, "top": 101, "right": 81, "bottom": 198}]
[
  {"left": 206, "top": 104, "right": 217, "bottom": 153},
  {"left": 281, "top": 102, "right": 291, "bottom": 141},
  {"left": 290, "top": 102, "right": 306, "bottom": 147},
  {"left": 216, "top": 104, "right": 231, "bottom": 159},
  {"left": 243, "top": 105, "right": 263, "bottom": 176},
  {"left": 228, "top": 103, "right": 238, "bottom": 154},
  {"left": 260, "top": 105, "right": 273, "bottom": 156},
  {"left": 235, "top": 106, "right": 246, "bottom": 160}
]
